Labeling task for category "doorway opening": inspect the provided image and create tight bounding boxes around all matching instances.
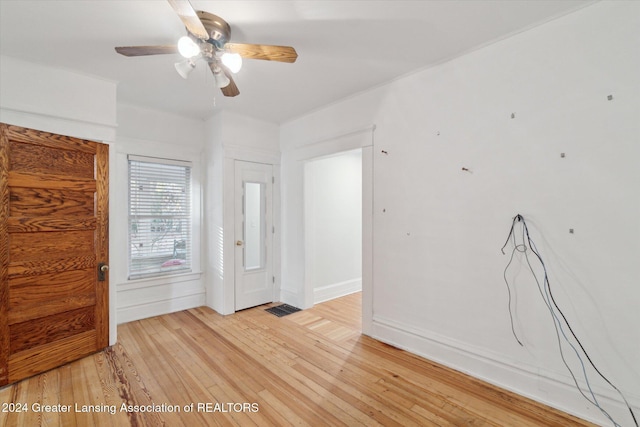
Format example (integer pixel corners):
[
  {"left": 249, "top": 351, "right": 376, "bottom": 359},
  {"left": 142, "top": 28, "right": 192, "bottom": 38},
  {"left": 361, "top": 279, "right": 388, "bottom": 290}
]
[{"left": 304, "top": 148, "right": 362, "bottom": 328}]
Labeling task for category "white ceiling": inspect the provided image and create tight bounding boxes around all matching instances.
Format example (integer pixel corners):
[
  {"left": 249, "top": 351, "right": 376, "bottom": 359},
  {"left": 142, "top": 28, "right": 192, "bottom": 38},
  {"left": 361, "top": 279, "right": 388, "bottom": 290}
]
[{"left": 0, "top": 0, "right": 595, "bottom": 124}]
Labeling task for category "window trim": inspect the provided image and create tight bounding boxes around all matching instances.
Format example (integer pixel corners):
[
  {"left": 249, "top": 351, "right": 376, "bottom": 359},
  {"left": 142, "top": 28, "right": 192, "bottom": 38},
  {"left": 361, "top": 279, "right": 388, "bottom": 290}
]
[{"left": 127, "top": 154, "right": 193, "bottom": 281}]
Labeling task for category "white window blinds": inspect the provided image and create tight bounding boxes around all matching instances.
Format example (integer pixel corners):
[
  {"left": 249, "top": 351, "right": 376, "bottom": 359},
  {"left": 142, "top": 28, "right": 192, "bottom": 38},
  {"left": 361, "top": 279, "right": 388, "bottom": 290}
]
[{"left": 128, "top": 156, "right": 192, "bottom": 280}]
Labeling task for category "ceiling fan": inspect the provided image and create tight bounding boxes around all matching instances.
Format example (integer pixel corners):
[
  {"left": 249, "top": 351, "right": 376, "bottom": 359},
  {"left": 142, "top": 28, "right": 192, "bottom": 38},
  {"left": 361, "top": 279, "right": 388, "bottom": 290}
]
[{"left": 115, "top": 0, "right": 298, "bottom": 97}]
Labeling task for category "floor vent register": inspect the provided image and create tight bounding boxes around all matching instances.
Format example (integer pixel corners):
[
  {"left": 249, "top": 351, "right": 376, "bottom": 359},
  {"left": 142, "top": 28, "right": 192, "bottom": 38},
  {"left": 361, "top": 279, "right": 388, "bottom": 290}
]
[{"left": 265, "top": 304, "right": 302, "bottom": 317}]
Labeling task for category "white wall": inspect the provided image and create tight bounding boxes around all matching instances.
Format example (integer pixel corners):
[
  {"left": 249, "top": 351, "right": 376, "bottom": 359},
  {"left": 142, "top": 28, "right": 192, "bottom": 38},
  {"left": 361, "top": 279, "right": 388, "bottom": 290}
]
[
  {"left": 203, "top": 113, "right": 226, "bottom": 313},
  {"left": 0, "top": 56, "right": 116, "bottom": 142},
  {"left": 280, "top": 2, "right": 640, "bottom": 425},
  {"left": 305, "top": 150, "right": 362, "bottom": 303},
  {"left": 0, "top": 56, "right": 119, "bottom": 344},
  {"left": 203, "top": 111, "right": 280, "bottom": 315},
  {"left": 114, "top": 104, "right": 205, "bottom": 323}
]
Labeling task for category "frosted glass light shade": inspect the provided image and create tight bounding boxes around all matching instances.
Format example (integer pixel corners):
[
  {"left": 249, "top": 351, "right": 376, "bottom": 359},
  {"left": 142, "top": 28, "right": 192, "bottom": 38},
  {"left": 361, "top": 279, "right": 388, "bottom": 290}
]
[
  {"left": 221, "top": 52, "right": 242, "bottom": 73},
  {"left": 175, "top": 60, "right": 195, "bottom": 79},
  {"left": 214, "top": 71, "right": 230, "bottom": 88},
  {"left": 177, "top": 36, "right": 200, "bottom": 58}
]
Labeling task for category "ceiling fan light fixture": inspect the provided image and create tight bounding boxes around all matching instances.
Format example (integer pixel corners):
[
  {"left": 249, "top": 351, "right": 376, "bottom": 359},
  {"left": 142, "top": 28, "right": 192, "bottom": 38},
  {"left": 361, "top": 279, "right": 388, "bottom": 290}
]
[
  {"left": 221, "top": 52, "right": 242, "bottom": 73},
  {"left": 175, "top": 59, "right": 196, "bottom": 79},
  {"left": 177, "top": 36, "right": 200, "bottom": 58},
  {"left": 115, "top": 4, "right": 297, "bottom": 98},
  {"left": 212, "top": 66, "right": 231, "bottom": 88},
  {"left": 214, "top": 72, "right": 231, "bottom": 89}
]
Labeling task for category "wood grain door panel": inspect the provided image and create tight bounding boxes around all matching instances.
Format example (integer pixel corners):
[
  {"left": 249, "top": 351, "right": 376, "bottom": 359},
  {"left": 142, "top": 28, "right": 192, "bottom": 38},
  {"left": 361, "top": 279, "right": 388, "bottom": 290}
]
[
  {"left": 10, "top": 230, "right": 95, "bottom": 261},
  {"left": 8, "top": 255, "right": 96, "bottom": 278},
  {"left": 7, "top": 331, "right": 97, "bottom": 383},
  {"left": 0, "top": 123, "right": 109, "bottom": 386},
  {"left": 9, "top": 268, "right": 96, "bottom": 324},
  {"left": 9, "top": 268, "right": 95, "bottom": 307},
  {"left": 9, "top": 141, "right": 95, "bottom": 177},
  {"left": 10, "top": 188, "right": 95, "bottom": 217},
  {"left": 10, "top": 306, "right": 95, "bottom": 353}
]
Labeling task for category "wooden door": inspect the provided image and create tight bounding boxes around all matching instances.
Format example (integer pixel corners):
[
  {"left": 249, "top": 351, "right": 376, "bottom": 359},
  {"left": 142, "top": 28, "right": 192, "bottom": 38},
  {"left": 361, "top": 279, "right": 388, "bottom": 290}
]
[{"left": 0, "top": 123, "right": 109, "bottom": 386}]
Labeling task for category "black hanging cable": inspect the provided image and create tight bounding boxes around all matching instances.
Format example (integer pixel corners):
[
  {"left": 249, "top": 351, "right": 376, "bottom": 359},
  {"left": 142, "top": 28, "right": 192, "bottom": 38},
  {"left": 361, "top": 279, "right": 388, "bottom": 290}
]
[
  {"left": 502, "top": 243, "right": 524, "bottom": 346},
  {"left": 502, "top": 214, "right": 638, "bottom": 427},
  {"left": 521, "top": 218, "right": 637, "bottom": 427},
  {"left": 519, "top": 226, "right": 617, "bottom": 425},
  {"left": 502, "top": 215, "right": 613, "bottom": 420},
  {"left": 501, "top": 215, "right": 527, "bottom": 346},
  {"left": 500, "top": 214, "right": 523, "bottom": 255}
]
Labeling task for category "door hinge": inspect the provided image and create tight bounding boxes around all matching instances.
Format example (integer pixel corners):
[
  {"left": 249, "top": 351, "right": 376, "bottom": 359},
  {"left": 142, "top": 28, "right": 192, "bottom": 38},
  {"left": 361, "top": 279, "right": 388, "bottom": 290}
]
[
  {"left": 272, "top": 226, "right": 275, "bottom": 234},
  {"left": 272, "top": 276, "right": 275, "bottom": 283},
  {"left": 272, "top": 176, "right": 275, "bottom": 184}
]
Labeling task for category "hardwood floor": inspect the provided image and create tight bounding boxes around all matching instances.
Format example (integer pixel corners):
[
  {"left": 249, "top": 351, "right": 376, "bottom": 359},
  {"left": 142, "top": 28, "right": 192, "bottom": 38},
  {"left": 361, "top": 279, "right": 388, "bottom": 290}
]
[{"left": 0, "top": 292, "right": 596, "bottom": 426}]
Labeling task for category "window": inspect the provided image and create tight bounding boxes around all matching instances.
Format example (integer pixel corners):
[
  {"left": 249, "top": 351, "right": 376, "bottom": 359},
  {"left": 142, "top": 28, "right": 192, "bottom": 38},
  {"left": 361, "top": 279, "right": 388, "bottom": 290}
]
[{"left": 128, "top": 155, "right": 192, "bottom": 280}]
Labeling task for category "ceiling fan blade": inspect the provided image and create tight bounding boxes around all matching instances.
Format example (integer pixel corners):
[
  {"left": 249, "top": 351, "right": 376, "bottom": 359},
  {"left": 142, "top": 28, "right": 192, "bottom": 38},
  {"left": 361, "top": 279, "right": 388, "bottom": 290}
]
[
  {"left": 225, "top": 43, "right": 298, "bottom": 63},
  {"left": 221, "top": 71, "right": 240, "bottom": 97},
  {"left": 208, "top": 63, "right": 239, "bottom": 97},
  {"left": 115, "top": 45, "right": 178, "bottom": 57},
  {"left": 167, "top": 0, "right": 209, "bottom": 40}
]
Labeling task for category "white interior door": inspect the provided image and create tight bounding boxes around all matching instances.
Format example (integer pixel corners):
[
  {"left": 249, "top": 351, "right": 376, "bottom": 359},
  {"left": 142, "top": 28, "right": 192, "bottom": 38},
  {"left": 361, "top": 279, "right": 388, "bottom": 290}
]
[{"left": 235, "top": 160, "right": 273, "bottom": 311}]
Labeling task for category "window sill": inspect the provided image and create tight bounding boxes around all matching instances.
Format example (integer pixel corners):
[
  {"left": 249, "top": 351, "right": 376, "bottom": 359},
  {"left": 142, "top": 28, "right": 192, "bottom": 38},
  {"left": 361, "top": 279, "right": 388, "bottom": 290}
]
[{"left": 117, "top": 271, "right": 203, "bottom": 291}]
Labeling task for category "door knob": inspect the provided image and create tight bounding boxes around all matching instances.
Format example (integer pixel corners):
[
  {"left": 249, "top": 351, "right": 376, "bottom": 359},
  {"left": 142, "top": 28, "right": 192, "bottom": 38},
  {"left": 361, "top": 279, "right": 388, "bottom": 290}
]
[
  {"left": 236, "top": 240, "right": 243, "bottom": 246},
  {"left": 98, "top": 263, "right": 109, "bottom": 281}
]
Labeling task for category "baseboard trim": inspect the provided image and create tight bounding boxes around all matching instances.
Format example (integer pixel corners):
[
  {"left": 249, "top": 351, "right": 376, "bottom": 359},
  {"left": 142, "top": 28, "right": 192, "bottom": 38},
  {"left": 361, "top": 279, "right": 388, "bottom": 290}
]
[
  {"left": 314, "top": 278, "right": 362, "bottom": 304},
  {"left": 371, "top": 315, "right": 638, "bottom": 426},
  {"left": 117, "top": 290, "right": 205, "bottom": 324}
]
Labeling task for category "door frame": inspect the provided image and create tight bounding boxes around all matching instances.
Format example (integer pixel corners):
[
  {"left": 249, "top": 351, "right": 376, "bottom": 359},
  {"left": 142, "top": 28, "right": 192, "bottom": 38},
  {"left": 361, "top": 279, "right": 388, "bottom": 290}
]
[
  {"left": 234, "top": 160, "right": 274, "bottom": 311},
  {"left": 220, "top": 150, "right": 280, "bottom": 315},
  {"left": 284, "top": 127, "right": 374, "bottom": 334}
]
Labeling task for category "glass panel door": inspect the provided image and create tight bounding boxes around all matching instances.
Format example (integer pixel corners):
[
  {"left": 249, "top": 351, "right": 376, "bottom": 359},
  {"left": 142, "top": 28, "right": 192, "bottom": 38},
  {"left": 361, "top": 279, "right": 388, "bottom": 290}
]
[{"left": 244, "top": 181, "right": 265, "bottom": 271}]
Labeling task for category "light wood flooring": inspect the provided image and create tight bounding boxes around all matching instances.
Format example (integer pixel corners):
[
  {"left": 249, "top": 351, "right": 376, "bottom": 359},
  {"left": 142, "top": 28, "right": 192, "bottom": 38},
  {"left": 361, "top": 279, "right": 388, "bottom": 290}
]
[{"left": 1, "top": 292, "right": 596, "bottom": 426}]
